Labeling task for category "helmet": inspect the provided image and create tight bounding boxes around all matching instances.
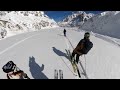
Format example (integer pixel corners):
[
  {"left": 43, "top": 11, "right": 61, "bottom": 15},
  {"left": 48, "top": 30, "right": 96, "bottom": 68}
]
[
  {"left": 84, "top": 32, "right": 90, "bottom": 38},
  {"left": 2, "top": 61, "right": 16, "bottom": 73}
]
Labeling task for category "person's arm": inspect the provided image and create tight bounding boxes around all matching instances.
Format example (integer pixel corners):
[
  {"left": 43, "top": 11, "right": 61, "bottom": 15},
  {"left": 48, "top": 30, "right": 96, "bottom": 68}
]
[
  {"left": 74, "top": 39, "right": 84, "bottom": 52},
  {"left": 18, "top": 71, "right": 30, "bottom": 79},
  {"left": 7, "top": 74, "right": 10, "bottom": 79},
  {"left": 22, "top": 73, "right": 30, "bottom": 79}
]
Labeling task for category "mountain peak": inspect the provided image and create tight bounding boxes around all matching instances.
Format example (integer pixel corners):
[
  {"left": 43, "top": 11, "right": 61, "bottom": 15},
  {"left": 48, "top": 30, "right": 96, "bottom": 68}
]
[{"left": 58, "top": 11, "right": 94, "bottom": 27}]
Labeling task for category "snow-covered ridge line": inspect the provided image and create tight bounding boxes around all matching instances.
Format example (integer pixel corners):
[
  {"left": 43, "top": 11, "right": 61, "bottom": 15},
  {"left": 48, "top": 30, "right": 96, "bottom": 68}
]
[
  {"left": 0, "top": 11, "right": 59, "bottom": 39},
  {"left": 81, "top": 11, "right": 120, "bottom": 39},
  {"left": 58, "top": 11, "right": 94, "bottom": 27},
  {"left": 59, "top": 11, "right": 120, "bottom": 40}
]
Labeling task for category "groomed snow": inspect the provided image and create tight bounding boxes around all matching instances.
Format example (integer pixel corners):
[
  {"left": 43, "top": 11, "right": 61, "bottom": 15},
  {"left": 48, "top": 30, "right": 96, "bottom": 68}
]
[{"left": 0, "top": 27, "right": 120, "bottom": 79}]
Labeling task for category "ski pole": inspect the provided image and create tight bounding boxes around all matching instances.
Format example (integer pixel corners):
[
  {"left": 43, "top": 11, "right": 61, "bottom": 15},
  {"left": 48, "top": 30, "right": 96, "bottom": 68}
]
[{"left": 84, "top": 55, "right": 86, "bottom": 73}]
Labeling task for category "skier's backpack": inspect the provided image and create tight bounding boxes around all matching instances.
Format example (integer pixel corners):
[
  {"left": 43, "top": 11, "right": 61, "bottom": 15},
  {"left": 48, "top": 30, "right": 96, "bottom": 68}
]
[
  {"left": 81, "top": 39, "right": 93, "bottom": 54},
  {"left": 2, "top": 61, "right": 16, "bottom": 73}
]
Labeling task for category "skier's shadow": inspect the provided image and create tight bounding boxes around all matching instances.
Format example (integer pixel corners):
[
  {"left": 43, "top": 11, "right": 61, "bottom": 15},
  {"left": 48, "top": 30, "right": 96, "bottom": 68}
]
[
  {"left": 52, "top": 47, "right": 69, "bottom": 59},
  {"left": 29, "top": 56, "right": 48, "bottom": 79}
]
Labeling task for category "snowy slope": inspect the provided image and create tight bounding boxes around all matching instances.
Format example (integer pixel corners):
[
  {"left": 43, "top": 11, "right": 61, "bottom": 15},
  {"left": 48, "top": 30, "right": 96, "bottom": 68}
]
[
  {"left": 0, "top": 27, "right": 77, "bottom": 79},
  {"left": 63, "top": 27, "right": 120, "bottom": 79},
  {"left": 58, "top": 11, "right": 94, "bottom": 27},
  {"left": 81, "top": 11, "right": 120, "bottom": 39},
  {"left": 0, "top": 27, "right": 120, "bottom": 79}
]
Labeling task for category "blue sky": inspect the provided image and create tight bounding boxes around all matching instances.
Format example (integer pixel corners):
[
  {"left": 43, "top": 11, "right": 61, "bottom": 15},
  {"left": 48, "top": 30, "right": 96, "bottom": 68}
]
[{"left": 45, "top": 11, "right": 104, "bottom": 22}]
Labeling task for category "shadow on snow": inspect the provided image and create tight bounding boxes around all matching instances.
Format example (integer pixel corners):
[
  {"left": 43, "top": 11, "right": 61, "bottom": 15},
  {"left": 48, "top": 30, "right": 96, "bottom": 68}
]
[{"left": 29, "top": 56, "right": 48, "bottom": 79}]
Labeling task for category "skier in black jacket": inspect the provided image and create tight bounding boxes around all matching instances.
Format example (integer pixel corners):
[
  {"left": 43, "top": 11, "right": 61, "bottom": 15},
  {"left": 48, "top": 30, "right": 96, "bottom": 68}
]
[
  {"left": 63, "top": 29, "right": 66, "bottom": 37},
  {"left": 71, "top": 32, "right": 93, "bottom": 64}
]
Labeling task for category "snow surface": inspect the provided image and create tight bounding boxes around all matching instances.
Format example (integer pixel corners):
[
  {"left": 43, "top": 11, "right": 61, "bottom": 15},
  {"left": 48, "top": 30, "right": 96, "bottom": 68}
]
[{"left": 0, "top": 27, "right": 120, "bottom": 79}]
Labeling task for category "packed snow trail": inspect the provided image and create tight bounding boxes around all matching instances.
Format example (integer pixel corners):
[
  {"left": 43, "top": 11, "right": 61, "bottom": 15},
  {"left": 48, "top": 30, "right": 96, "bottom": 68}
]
[
  {"left": 53, "top": 32, "right": 80, "bottom": 78},
  {"left": 1, "top": 27, "right": 120, "bottom": 79},
  {"left": 0, "top": 28, "right": 77, "bottom": 79},
  {"left": 0, "top": 34, "right": 40, "bottom": 55}
]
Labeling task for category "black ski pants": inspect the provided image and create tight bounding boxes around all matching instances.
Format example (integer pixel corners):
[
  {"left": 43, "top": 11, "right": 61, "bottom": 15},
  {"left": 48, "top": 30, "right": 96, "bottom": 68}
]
[{"left": 72, "top": 51, "right": 80, "bottom": 63}]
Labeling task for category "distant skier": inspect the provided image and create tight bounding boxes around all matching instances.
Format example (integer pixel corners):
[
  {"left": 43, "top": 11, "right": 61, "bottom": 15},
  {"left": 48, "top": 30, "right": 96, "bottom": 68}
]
[
  {"left": 1, "top": 29, "right": 7, "bottom": 38},
  {"left": 63, "top": 29, "right": 66, "bottom": 37},
  {"left": 2, "top": 61, "right": 30, "bottom": 79},
  {"left": 71, "top": 32, "right": 93, "bottom": 64},
  {"left": 1, "top": 31, "right": 4, "bottom": 38}
]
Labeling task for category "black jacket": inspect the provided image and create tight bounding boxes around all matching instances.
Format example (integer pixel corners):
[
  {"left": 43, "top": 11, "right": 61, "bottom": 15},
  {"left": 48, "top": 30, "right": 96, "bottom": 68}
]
[
  {"left": 63, "top": 29, "right": 66, "bottom": 33},
  {"left": 76, "top": 38, "right": 93, "bottom": 54}
]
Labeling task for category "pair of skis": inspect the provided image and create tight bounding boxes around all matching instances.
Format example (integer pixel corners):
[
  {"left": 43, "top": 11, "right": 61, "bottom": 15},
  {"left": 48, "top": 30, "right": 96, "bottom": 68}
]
[
  {"left": 65, "top": 49, "right": 81, "bottom": 78},
  {"left": 54, "top": 69, "right": 63, "bottom": 79}
]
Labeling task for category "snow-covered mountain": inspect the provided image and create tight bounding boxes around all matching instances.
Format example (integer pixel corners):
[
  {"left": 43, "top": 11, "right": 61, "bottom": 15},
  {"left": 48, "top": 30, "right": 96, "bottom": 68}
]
[
  {"left": 58, "top": 11, "right": 94, "bottom": 27},
  {"left": 0, "top": 11, "right": 58, "bottom": 38},
  {"left": 1, "top": 11, "right": 120, "bottom": 79},
  {"left": 80, "top": 11, "right": 120, "bottom": 39}
]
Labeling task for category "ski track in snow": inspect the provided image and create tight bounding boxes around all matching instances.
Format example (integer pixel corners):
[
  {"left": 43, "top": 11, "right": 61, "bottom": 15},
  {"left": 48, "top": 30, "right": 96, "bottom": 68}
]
[
  {"left": 64, "top": 36, "right": 80, "bottom": 78},
  {"left": 52, "top": 34, "right": 79, "bottom": 79},
  {"left": 94, "top": 33, "right": 120, "bottom": 47},
  {"left": 0, "top": 34, "right": 40, "bottom": 55}
]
